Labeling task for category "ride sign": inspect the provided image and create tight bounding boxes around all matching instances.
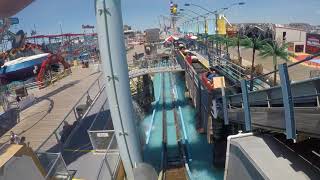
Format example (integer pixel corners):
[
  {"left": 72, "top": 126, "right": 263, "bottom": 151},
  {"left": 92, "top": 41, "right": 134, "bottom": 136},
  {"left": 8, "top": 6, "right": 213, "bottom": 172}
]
[{"left": 8, "top": 17, "right": 19, "bottom": 25}]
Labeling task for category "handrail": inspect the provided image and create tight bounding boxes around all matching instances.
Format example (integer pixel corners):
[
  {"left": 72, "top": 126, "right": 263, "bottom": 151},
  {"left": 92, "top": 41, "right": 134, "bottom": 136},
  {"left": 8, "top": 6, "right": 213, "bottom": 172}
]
[
  {"left": 195, "top": 48, "right": 270, "bottom": 90},
  {"left": 228, "top": 75, "right": 320, "bottom": 100},
  {"left": 63, "top": 85, "right": 106, "bottom": 147},
  {"left": 249, "top": 52, "right": 320, "bottom": 82},
  {"left": 197, "top": 43, "right": 320, "bottom": 90},
  {"left": 36, "top": 73, "right": 103, "bottom": 152},
  {"left": 44, "top": 153, "right": 60, "bottom": 179},
  {"left": 95, "top": 134, "right": 117, "bottom": 180},
  {"left": 88, "top": 97, "right": 109, "bottom": 131},
  {"left": 67, "top": 73, "right": 103, "bottom": 112}
]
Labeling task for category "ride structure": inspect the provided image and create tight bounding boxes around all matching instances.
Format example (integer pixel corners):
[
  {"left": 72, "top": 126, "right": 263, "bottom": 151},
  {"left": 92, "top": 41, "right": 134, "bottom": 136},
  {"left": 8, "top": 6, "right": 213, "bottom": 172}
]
[
  {"left": 0, "top": 28, "right": 71, "bottom": 88},
  {"left": 27, "top": 33, "right": 98, "bottom": 62},
  {"left": 36, "top": 53, "right": 71, "bottom": 88}
]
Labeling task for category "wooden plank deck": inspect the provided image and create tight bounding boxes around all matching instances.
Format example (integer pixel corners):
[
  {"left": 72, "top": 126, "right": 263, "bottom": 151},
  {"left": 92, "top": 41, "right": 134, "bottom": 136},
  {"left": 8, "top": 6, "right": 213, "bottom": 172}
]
[{"left": 0, "top": 67, "right": 101, "bottom": 150}]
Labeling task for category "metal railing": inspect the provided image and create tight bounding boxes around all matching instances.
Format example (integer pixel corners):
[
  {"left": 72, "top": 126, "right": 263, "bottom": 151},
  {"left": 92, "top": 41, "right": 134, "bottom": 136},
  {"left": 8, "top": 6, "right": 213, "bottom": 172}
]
[
  {"left": 195, "top": 46, "right": 270, "bottom": 90},
  {"left": 36, "top": 152, "right": 71, "bottom": 180},
  {"left": 87, "top": 98, "right": 117, "bottom": 151},
  {"left": 95, "top": 134, "right": 121, "bottom": 180},
  {"left": 222, "top": 52, "right": 320, "bottom": 140},
  {"left": 36, "top": 73, "right": 105, "bottom": 152},
  {"left": 81, "top": 82, "right": 122, "bottom": 180},
  {"left": 128, "top": 57, "right": 183, "bottom": 78}
]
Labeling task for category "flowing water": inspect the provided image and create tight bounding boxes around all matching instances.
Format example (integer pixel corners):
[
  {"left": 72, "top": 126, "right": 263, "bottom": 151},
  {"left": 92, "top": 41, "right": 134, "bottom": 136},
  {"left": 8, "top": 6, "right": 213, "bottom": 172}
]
[{"left": 140, "top": 72, "right": 223, "bottom": 180}]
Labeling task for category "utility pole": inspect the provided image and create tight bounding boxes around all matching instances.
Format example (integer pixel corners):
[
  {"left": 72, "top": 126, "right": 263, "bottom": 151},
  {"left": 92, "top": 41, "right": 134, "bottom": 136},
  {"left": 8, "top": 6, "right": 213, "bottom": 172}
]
[
  {"left": 33, "top": 24, "right": 37, "bottom": 44},
  {"left": 95, "top": 0, "right": 142, "bottom": 180},
  {"left": 59, "top": 22, "right": 64, "bottom": 44}
]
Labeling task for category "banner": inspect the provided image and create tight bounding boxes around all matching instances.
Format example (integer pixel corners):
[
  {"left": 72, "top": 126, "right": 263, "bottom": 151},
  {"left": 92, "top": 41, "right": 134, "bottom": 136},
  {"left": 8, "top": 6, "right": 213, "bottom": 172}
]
[
  {"left": 205, "top": 19, "right": 208, "bottom": 34},
  {"left": 216, "top": 15, "right": 226, "bottom": 35},
  {"left": 306, "top": 33, "right": 320, "bottom": 54},
  {"left": 82, "top": 25, "right": 94, "bottom": 29},
  {"left": 8, "top": 17, "right": 19, "bottom": 25}
]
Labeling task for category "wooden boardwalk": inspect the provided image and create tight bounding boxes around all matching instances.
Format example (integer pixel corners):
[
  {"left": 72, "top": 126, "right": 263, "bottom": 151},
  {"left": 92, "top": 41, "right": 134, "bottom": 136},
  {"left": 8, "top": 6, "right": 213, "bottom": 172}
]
[{"left": 0, "top": 67, "right": 101, "bottom": 150}]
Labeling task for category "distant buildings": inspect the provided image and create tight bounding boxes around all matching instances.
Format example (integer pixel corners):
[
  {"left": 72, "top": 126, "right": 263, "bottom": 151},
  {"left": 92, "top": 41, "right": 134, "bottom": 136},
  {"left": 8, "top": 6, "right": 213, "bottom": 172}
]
[
  {"left": 144, "top": 28, "right": 160, "bottom": 43},
  {"left": 123, "top": 25, "right": 132, "bottom": 31},
  {"left": 274, "top": 25, "right": 306, "bottom": 53},
  {"left": 234, "top": 23, "right": 274, "bottom": 40},
  {"left": 234, "top": 23, "right": 320, "bottom": 54}
]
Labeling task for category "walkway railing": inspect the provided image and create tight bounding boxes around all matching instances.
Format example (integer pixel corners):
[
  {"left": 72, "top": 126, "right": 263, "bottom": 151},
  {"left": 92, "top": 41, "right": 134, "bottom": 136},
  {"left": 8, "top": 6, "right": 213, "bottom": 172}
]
[
  {"left": 83, "top": 95, "right": 121, "bottom": 180},
  {"left": 36, "top": 152, "right": 71, "bottom": 180},
  {"left": 128, "top": 56, "right": 184, "bottom": 78},
  {"left": 95, "top": 135, "right": 121, "bottom": 180},
  {"left": 195, "top": 45, "right": 271, "bottom": 90},
  {"left": 87, "top": 98, "right": 117, "bottom": 151},
  {"left": 36, "top": 73, "right": 105, "bottom": 152},
  {"left": 222, "top": 52, "right": 320, "bottom": 140}
]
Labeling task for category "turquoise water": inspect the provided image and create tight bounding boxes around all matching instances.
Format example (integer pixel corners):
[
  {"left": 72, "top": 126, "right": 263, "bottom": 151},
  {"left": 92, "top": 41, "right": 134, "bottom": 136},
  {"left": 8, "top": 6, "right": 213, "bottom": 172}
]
[
  {"left": 142, "top": 73, "right": 163, "bottom": 171},
  {"left": 174, "top": 73, "right": 223, "bottom": 180},
  {"left": 141, "top": 72, "right": 223, "bottom": 179}
]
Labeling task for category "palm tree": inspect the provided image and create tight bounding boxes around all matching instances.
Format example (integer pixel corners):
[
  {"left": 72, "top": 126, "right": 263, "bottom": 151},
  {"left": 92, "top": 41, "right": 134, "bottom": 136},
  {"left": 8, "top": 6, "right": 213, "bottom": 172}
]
[
  {"left": 241, "top": 36, "right": 265, "bottom": 90},
  {"left": 229, "top": 33, "right": 243, "bottom": 65},
  {"left": 221, "top": 36, "right": 235, "bottom": 54},
  {"left": 208, "top": 35, "right": 219, "bottom": 55},
  {"left": 214, "top": 35, "right": 225, "bottom": 56},
  {"left": 259, "top": 41, "right": 293, "bottom": 86}
]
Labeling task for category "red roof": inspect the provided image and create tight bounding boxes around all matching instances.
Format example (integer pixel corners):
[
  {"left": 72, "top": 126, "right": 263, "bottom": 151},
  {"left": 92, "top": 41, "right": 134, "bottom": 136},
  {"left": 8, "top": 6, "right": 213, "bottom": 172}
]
[{"left": 26, "top": 33, "right": 97, "bottom": 39}]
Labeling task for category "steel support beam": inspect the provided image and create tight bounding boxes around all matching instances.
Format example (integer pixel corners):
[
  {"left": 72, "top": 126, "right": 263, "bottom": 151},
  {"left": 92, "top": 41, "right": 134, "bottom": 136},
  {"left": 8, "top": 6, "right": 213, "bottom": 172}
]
[
  {"left": 279, "top": 63, "right": 296, "bottom": 140},
  {"left": 241, "top": 80, "right": 251, "bottom": 131},
  {"left": 95, "top": 0, "right": 142, "bottom": 179}
]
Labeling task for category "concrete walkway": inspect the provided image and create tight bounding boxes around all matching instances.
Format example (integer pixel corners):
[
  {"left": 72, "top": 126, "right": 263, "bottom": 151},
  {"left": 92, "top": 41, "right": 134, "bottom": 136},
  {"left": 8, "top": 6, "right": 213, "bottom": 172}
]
[{"left": 0, "top": 67, "right": 101, "bottom": 150}]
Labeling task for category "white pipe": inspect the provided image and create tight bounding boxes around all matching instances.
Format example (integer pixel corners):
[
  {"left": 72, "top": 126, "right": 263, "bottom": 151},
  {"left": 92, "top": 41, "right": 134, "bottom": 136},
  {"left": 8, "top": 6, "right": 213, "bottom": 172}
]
[{"left": 224, "top": 132, "right": 253, "bottom": 180}]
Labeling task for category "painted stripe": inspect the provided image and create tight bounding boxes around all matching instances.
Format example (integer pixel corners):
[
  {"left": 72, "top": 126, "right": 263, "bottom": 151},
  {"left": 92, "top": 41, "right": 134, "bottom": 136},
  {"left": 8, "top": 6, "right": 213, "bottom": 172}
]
[
  {"left": 185, "top": 162, "right": 193, "bottom": 180},
  {"left": 146, "top": 73, "right": 162, "bottom": 145},
  {"left": 174, "top": 86, "right": 188, "bottom": 140},
  {"left": 64, "top": 149, "right": 95, "bottom": 152},
  {"left": 174, "top": 82, "right": 192, "bottom": 161}
]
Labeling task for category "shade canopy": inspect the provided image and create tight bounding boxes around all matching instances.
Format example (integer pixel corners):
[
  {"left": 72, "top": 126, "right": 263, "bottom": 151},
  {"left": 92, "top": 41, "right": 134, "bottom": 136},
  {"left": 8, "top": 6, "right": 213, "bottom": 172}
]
[
  {"left": 0, "top": 0, "right": 34, "bottom": 18},
  {"left": 186, "top": 34, "right": 198, "bottom": 40},
  {"left": 164, "top": 35, "right": 179, "bottom": 42}
]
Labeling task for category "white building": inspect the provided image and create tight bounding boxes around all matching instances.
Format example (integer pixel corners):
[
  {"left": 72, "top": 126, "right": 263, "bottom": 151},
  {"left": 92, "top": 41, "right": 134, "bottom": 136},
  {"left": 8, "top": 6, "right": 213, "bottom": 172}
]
[{"left": 274, "top": 25, "right": 307, "bottom": 53}]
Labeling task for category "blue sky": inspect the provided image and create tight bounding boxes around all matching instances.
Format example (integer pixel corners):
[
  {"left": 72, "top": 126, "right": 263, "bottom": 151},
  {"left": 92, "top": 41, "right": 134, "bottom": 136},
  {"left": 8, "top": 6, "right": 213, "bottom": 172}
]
[{"left": 13, "top": 0, "right": 320, "bottom": 35}]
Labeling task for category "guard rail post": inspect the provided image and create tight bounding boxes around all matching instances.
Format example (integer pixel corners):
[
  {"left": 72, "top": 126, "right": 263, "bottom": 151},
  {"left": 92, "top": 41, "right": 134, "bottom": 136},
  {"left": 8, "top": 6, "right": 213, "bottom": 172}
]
[
  {"left": 240, "top": 79, "right": 252, "bottom": 131},
  {"left": 221, "top": 87, "right": 229, "bottom": 125},
  {"left": 278, "top": 63, "right": 296, "bottom": 140}
]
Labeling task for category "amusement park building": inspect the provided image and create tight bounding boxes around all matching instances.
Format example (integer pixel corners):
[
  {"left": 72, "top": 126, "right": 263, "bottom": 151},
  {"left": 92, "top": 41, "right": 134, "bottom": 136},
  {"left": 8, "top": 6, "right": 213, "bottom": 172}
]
[{"left": 274, "top": 25, "right": 307, "bottom": 53}]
